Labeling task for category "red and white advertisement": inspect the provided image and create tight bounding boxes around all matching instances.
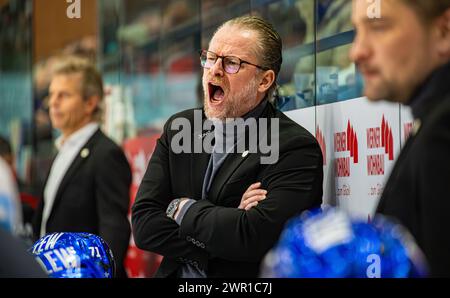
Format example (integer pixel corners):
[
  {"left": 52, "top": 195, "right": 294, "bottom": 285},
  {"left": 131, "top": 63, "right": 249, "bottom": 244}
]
[
  {"left": 291, "top": 97, "right": 402, "bottom": 219},
  {"left": 123, "top": 134, "right": 163, "bottom": 278}
]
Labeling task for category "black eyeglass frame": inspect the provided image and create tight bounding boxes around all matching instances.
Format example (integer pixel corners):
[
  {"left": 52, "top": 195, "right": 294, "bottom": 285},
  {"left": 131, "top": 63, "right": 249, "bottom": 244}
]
[{"left": 199, "top": 49, "right": 269, "bottom": 74}]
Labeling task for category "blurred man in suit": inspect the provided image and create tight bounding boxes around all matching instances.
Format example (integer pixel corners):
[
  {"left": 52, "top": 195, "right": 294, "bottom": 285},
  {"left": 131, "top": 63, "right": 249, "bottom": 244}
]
[
  {"left": 33, "top": 57, "right": 131, "bottom": 278},
  {"left": 351, "top": 0, "right": 450, "bottom": 277},
  {"left": 132, "top": 16, "right": 323, "bottom": 277}
]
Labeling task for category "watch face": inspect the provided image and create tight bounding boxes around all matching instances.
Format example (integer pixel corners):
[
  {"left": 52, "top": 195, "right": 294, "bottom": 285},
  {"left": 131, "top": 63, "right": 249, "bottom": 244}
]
[{"left": 167, "top": 199, "right": 180, "bottom": 218}]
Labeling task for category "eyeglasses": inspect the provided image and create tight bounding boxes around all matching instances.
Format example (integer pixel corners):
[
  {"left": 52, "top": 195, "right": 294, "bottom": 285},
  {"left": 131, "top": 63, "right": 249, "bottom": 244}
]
[{"left": 199, "top": 50, "right": 269, "bottom": 74}]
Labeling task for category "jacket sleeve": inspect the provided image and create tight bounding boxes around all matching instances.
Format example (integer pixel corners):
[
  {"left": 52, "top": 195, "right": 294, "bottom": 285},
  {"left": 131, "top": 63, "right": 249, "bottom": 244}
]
[
  {"left": 95, "top": 145, "right": 132, "bottom": 276},
  {"left": 178, "top": 136, "right": 323, "bottom": 262},
  {"left": 131, "top": 116, "right": 209, "bottom": 268},
  {"left": 418, "top": 116, "right": 450, "bottom": 277}
]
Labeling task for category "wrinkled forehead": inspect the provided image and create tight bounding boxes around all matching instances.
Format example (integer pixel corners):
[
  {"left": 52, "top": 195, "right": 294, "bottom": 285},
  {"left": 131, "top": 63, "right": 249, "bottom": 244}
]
[{"left": 209, "top": 24, "right": 259, "bottom": 59}]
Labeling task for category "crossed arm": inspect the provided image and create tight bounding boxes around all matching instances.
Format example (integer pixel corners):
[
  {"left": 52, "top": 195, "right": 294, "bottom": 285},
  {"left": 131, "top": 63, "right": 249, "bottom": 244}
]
[
  {"left": 171, "top": 182, "right": 267, "bottom": 223},
  {"left": 132, "top": 119, "right": 323, "bottom": 264}
]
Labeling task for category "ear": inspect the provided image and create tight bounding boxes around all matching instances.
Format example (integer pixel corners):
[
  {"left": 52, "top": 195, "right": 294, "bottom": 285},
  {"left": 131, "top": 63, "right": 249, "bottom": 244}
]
[
  {"left": 84, "top": 95, "right": 100, "bottom": 116},
  {"left": 258, "top": 69, "right": 276, "bottom": 93},
  {"left": 434, "top": 8, "right": 450, "bottom": 58}
]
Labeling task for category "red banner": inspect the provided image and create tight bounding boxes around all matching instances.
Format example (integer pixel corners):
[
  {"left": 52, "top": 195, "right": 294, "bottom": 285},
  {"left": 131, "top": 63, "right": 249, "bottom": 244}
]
[{"left": 123, "top": 134, "right": 163, "bottom": 278}]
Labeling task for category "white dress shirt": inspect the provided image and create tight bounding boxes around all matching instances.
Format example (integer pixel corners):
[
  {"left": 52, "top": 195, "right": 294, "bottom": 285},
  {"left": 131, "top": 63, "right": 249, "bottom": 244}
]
[{"left": 40, "top": 123, "right": 99, "bottom": 237}]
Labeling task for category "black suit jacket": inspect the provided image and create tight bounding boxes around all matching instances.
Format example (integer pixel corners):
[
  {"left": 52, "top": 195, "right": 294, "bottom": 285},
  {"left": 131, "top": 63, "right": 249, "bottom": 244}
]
[
  {"left": 377, "top": 62, "right": 450, "bottom": 277},
  {"left": 132, "top": 102, "right": 323, "bottom": 277},
  {"left": 33, "top": 129, "right": 132, "bottom": 278}
]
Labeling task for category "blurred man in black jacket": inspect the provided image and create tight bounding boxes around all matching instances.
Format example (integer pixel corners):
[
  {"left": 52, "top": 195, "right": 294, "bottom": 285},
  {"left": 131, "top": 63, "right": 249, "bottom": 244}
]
[
  {"left": 351, "top": 0, "right": 450, "bottom": 277},
  {"left": 132, "top": 16, "right": 323, "bottom": 278},
  {"left": 33, "top": 57, "right": 131, "bottom": 278}
]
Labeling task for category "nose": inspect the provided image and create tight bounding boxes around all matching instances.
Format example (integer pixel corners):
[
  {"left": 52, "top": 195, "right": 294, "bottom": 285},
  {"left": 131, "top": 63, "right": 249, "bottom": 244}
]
[
  {"left": 349, "top": 31, "right": 371, "bottom": 64},
  {"left": 209, "top": 57, "right": 224, "bottom": 77},
  {"left": 48, "top": 93, "right": 59, "bottom": 109}
]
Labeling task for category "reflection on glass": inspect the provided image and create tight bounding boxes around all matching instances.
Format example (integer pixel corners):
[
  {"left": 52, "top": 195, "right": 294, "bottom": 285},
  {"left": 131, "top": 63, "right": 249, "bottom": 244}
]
[
  {"left": 252, "top": 0, "right": 314, "bottom": 111},
  {"left": 160, "top": 0, "right": 201, "bottom": 121},
  {"left": 0, "top": 1, "right": 33, "bottom": 185},
  {"left": 117, "top": 0, "right": 202, "bottom": 134},
  {"left": 317, "top": 0, "right": 353, "bottom": 39},
  {"left": 315, "top": 0, "right": 362, "bottom": 105},
  {"left": 201, "top": 0, "right": 251, "bottom": 48},
  {"left": 113, "top": 0, "right": 360, "bottom": 132},
  {"left": 316, "top": 43, "right": 363, "bottom": 105}
]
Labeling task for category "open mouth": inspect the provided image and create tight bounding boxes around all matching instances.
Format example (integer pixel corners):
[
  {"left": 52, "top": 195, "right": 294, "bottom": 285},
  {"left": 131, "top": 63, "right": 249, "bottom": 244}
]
[{"left": 208, "top": 83, "right": 225, "bottom": 103}]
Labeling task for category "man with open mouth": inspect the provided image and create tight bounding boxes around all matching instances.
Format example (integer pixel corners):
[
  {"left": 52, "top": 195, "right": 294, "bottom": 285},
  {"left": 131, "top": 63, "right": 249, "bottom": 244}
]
[{"left": 132, "top": 16, "right": 323, "bottom": 278}]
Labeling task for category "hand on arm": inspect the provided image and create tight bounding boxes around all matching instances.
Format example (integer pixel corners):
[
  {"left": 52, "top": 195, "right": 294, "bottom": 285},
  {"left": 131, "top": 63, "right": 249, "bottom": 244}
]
[{"left": 238, "top": 182, "right": 267, "bottom": 211}]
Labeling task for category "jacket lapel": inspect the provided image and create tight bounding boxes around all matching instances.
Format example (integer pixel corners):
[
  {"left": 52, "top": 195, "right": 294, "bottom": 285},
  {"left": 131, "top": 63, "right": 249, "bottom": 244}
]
[
  {"left": 190, "top": 111, "right": 212, "bottom": 200},
  {"left": 207, "top": 150, "right": 251, "bottom": 204},
  {"left": 191, "top": 152, "right": 211, "bottom": 200},
  {"left": 48, "top": 129, "right": 101, "bottom": 219}
]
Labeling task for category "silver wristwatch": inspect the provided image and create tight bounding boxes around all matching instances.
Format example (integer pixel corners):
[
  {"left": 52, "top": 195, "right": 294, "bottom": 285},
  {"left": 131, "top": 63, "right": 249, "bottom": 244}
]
[{"left": 166, "top": 198, "right": 181, "bottom": 219}]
